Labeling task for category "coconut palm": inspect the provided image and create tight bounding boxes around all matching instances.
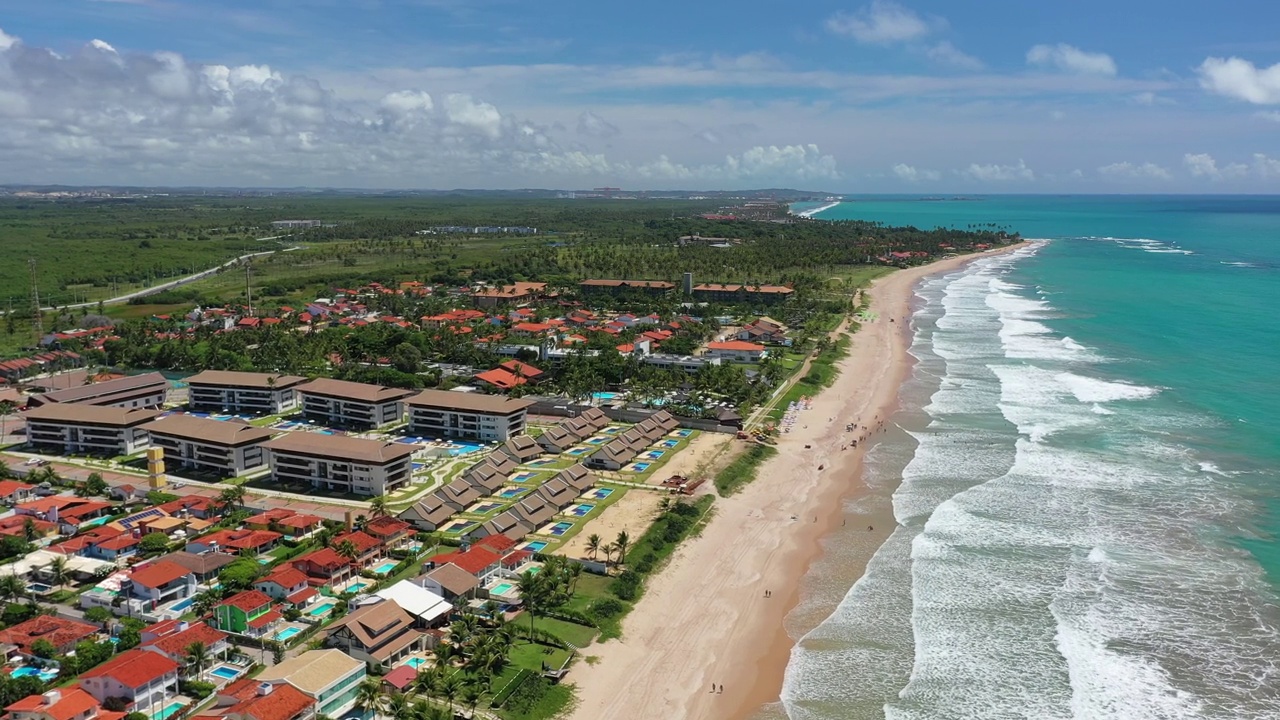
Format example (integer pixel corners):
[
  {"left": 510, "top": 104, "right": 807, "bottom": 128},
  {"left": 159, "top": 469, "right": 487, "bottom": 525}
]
[
  {"left": 516, "top": 569, "right": 545, "bottom": 638},
  {"left": 568, "top": 562, "right": 584, "bottom": 593},
  {"left": 386, "top": 692, "right": 410, "bottom": 720},
  {"left": 218, "top": 485, "right": 246, "bottom": 516},
  {"left": 368, "top": 495, "right": 389, "bottom": 518},
  {"left": 45, "top": 556, "right": 71, "bottom": 591},
  {"left": 0, "top": 574, "right": 25, "bottom": 604},
  {"left": 601, "top": 543, "right": 617, "bottom": 569},
  {"left": 439, "top": 673, "right": 463, "bottom": 716},
  {"left": 476, "top": 645, "right": 510, "bottom": 690},
  {"left": 414, "top": 666, "right": 441, "bottom": 697},
  {"left": 184, "top": 641, "right": 213, "bottom": 678},
  {"left": 585, "top": 533, "right": 601, "bottom": 561},
  {"left": 354, "top": 677, "right": 385, "bottom": 717},
  {"left": 334, "top": 539, "right": 359, "bottom": 563},
  {"left": 461, "top": 683, "right": 482, "bottom": 718},
  {"left": 614, "top": 530, "right": 631, "bottom": 567}
]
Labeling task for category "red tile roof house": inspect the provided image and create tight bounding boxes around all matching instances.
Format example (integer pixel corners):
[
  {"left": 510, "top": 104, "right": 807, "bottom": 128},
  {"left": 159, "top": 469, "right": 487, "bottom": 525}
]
[
  {"left": 200, "top": 677, "right": 315, "bottom": 720},
  {"left": 426, "top": 546, "right": 503, "bottom": 584},
  {"left": 363, "top": 516, "right": 414, "bottom": 551},
  {"left": 253, "top": 567, "right": 318, "bottom": 608},
  {"left": 5, "top": 685, "right": 123, "bottom": 720},
  {"left": 80, "top": 648, "right": 181, "bottom": 715},
  {"left": 186, "top": 529, "right": 282, "bottom": 557},
  {"left": 125, "top": 561, "right": 197, "bottom": 609},
  {"left": 0, "top": 480, "right": 36, "bottom": 505},
  {"left": 472, "top": 367, "right": 527, "bottom": 391},
  {"left": 330, "top": 531, "right": 382, "bottom": 568},
  {"left": 156, "top": 495, "right": 218, "bottom": 520},
  {"left": 290, "top": 548, "right": 353, "bottom": 588},
  {"left": 0, "top": 615, "right": 100, "bottom": 659},
  {"left": 140, "top": 620, "right": 229, "bottom": 670},
  {"left": 245, "top": 509, "right": 324, "bottom": 539}
]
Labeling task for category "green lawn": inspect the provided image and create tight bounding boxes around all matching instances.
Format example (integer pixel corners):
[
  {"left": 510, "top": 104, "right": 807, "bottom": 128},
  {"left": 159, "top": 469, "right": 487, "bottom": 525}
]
[{"left": 529, "top": 616, "right": 597, "bottom": 648}]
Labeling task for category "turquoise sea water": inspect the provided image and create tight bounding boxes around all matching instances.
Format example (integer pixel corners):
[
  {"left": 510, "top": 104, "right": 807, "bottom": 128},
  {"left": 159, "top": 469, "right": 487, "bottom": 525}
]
[{"left": 781, "top": 197, "right": 1280, "bottom": 720}]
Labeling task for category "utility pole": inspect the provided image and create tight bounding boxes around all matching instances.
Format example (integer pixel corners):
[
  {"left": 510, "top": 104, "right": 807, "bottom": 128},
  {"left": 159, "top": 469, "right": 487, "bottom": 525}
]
[{"left": 28, "top": 258, "right": 42, "bottom": 341}]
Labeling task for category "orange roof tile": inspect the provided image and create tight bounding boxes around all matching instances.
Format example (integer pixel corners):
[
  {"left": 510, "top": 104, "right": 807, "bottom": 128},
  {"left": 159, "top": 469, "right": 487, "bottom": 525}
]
[{"left": 81, "top": 649, "right": 178, "bottom": 688}]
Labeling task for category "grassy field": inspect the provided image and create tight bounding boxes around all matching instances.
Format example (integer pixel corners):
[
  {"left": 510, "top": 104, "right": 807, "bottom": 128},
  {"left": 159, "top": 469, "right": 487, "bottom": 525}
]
[{"left": 713, "top": 443, "right": 779, "bottom": 495}]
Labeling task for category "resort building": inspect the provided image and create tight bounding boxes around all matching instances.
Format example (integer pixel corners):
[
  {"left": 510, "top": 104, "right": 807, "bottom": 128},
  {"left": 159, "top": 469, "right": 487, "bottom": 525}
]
[
  {"left": 439, "top": 478, "right": 482, "bottom": 509},
  {"left": 691, "top": 283, "right": 794, "bottom": 304},
  {"left": 397, "top": 493, "right": 456, "bottom": 532},
  {"left": 255, "top": 650, "right": 366, "bottom": 719},
  {"left": 141, "top": 415, "right": 274, "bottom": 478},
  {"left": 79, "top": 649, "right": 180, "bottom": 714},
  {"left": 510, "top": 496, "right": 556, "bottom": 531},
  {"left": 460, "top": 459, "right": 508, "bottom": 494},
  {"left": 186, "top": 371, "right": 307, "bottom": 416},
  {"left": 532, "top": 477, "right": 575, "bottom": 510},
  {"left": 214, "top": 590, "right": 281, "bottom": 637},
  {"left": 578, "top": 279, "right": 675, "bottom": 296},
  {"left": 27, "top": 372, "right": 168, "bottom": 409},
  {"left": 405, "top": 390, "right": 534, "bottom": 442},
  {"left": 737, "top": 316, "right": 789, "bottom": 344},
  {"left": 553, "top": 463, "right": 596, "bottom": 493},
  {"left": 263, "top": 433, "right": 415, "bottom": 497},
  {"left": 254, "top": 566, "right": 314, "bottom": 603},
  {"left": 471, "top": 281, "right": 547, "bottom": 308},
  {"left": 23, "top": 404, "right": 158, "bottom": 456},
  {"left": 296, "top": 378, "right": 414, "bottom": 429},
  {"left": 535, "top": 425, "right": 579, "bottom": 455},
  {"left": 324, "top": 600, "right": 425, "bottom": 670},
  {"left": 364, "top": 516, "right": 414, "bottom": 551},
  {"left": 705, "top": 340, "right": 768, "bottom": 363},
  {"left": 641, "top": 353, "right": 722, "bottom": 374},
  {"left": 472, "top": 511, "right": 529, "bottom": 542}
]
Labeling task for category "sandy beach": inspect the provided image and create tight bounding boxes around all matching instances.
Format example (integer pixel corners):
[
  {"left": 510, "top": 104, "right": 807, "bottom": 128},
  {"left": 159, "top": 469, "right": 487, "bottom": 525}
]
[{"left": 564, "top": 244, "right": 1029, "bottom": 720}]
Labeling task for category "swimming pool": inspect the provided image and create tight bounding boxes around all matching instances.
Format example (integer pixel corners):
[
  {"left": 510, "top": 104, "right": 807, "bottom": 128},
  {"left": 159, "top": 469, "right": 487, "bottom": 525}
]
[
  {"left": 404, "top": 657, "right": 428, "bottom": 669},
  {"left": 522, "top": 540, "right": 548, "bottom": 552},
  {"left": 602, "top": 426, "right": 622, "bottom": 434},
  {"left": 659, "top": 439, "right": 680, "bottom": 448},
  {"left": 10, "top": 667, "right": 57, "bottom": 682},
  {"left": 447, "top": 441, "right": 485, "bottom": 456},
  {"left": 490, "top": 582, "right": 515, "bottom": 595},
  {"left": 82, "top": 516, "right": 111, "bottom": 528},
  {"left": 170, "top": 597, "right": 194, "bottom": 611},
  {"left": 498, "top": 487, "right": 526, "bottom": 499},
  {"left": 525, "top": 458, "right": 556, "bottom": 467},
  {"left": 346, "top": 582, "right": 369, "bottom": 594},
  {"left": 670, "top": 428, "right": 694, "bottom": 437},
  {"left": 566, "top": 447, "right": 591, "bottom": 456},
  {"left": 209, "top": 665, "right": 241, "bottom": 680},
  {"left": 273, "top": 626, "right": 301, "bottom": 642},
  {"left": 567, "top": 503, "right": 594, "bottom": 517},
  {"left": 372, "top": 560, "right": 398, "bottom": 574},
  {"left": 28, "top": 582, "right": 52, "bottom": 594},
  {"left": 547, "top": 521, "right": 573, "bottom": 536},
  {"left": 585, "top": 487, "right": 614, "bottom": 500},
  {"left": 642, "top": 449, "right": 665, "bottom": 460},
  {"left": 510, "top": 471, "right": 537, "bottom": 482},
  {"left": 412, "top": 462, "right": 426, "bottom": 471},
  {"left": 307, "top": 601, "right": 336, "bottom": 617},
  {"left": 585, "top": 436, "right": 607, "bottom": 445},
  {"left": 441, "top": 520, "right": 473, "bottom": 533},
  {"left": 274, "top": 421, "right": 303, "bottom": 430},
  {"left": 153, "top": 701, "right": 185, "bottom": 720},
  {"left": 628, "top": 462, "right": 651, "bottom": 472},
  {"left": 591, "top": 392, "right": 618, "bottom": 401},
  {"left": 469, "top": 501, "right": 503, "bottom": 514}
]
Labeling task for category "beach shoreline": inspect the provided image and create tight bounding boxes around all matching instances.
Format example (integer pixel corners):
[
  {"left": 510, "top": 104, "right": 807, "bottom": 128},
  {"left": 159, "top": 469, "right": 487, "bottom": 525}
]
[{"left": 564, "top": 244, "right": 1029, "bottom": 720}]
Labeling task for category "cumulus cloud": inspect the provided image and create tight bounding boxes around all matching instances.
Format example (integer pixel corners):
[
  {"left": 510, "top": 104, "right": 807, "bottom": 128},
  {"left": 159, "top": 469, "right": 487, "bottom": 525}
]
[
  {"left": 926, "top": 41, "right": 983, "bottom": 70},
  {"left": 891, "top": 163, "right": 940, "bottom": 182},
  {"left": 633, "top": 144, "right": 840, "bottom": 182},
  {"left": 962, "top": 160, "right": 1034, "bottom": 182},
  {"left": 1197, "top": 57, "right": 1280, "bottom": 104},
  {"left": 1183, "top": 153, "right": 1248, "bottom": 180},
  {"left": 1255, "top": 154, "right": 1280, "bottom": 178},
  {"left": 0, "top": 27, "right": 18, "bottom": 51},
  {"left": 1027, "top": 43, "right": 1117, "bottom": 77},
  {"left": 1097, "top": 161, "right": 1172, "bottom": 180},
  {"left": 825, "top": 1, "right": 941, "bottom": 44},
  {"left": 576, "top": 110, "right": 619, "bottom": 138}
]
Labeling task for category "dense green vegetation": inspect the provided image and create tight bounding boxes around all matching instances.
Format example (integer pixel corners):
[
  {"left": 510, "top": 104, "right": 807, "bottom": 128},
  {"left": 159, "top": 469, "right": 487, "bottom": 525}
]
[{"left": 714, "top": 444, "right": 780, "bottom": 495}]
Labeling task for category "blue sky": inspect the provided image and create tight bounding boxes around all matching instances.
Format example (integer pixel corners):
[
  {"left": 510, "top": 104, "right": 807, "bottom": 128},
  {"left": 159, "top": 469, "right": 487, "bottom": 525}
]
[{"left": 1, "top": 0, "right": 1279, "bottom": 190}]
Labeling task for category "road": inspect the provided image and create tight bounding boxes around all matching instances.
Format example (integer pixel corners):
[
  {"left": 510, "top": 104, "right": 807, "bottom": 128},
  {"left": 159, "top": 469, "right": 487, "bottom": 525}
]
[{"left": 8, "top": 236, "right": 299, "bottom": 313}]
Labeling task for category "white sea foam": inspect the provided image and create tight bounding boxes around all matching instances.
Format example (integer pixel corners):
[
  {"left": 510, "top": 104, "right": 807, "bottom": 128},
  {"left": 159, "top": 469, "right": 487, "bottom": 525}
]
[
  {"left": 794, "top": 201, "right": 840, "bottom": 218},
  {"left": 1055, "top": 372, "right": 1161, "bottom": 403}
]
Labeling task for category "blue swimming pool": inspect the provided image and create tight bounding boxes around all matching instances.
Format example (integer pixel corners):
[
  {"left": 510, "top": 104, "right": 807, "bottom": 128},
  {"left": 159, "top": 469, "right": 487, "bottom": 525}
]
[
  {"left": 307, "top": 601, "right": 336, "bottom": 617},
  {"left": 441, "top": 520, "right": 474, "bottom": 533},
  {"left": 568, "top": 503, "right": 594, "bottom": 517},
  {"left": 210, "top": 666, "right": 240, "bottom": 680},
  {"left": 170, "top": 597, "right": 194, "bottom": 611},
  {"left": 585, "top": 436, "right": 607, "bottom": 445},
  {"left": 404, "top": 657, "right": 428, "bottom": 669},
  {"left": 547, "top": 521, "right": 574, "bottom": 536},
  {"left": 470, "top": 502, "right": 503, "bottom": 514},
  {"left": 642, "top": 449, "right": 665, "bottom": 460},
  {"left": 629, "top": 462, "right": 651, "bottom": 472},
  {"left": 273, "top": 626, "right": 301, "bottom": 642},
  {"left": 447, "top": 441, "right": 485, "bottom": 456},
  {"left": 510, "top": 471, "right": 537, "bottom": 482},
  {"left": 346, "top": 581, "right": 369, "bottom": 593},
  {"left": 586, "top": 487, "right": 614, "bottom": 500},
  {"left": 412, "top": 462, "right": 425, "bottom": 470},
  {"left": 153, "top": 701, "right": 185, "bottom": 720},
  {"left": 372, "top": 560, "right": 398, "bottom": 574},
  {"left": 591, "top": 392, "right": 618, "bottom": 401},
  {"left": 498, "top": 487, "right": 526, "bottom": 499},
  {"left": 566, "top": 447, "right": 590, "bottom": 456},
  {"left": 660, "top": 439, "right": 680, "bottom": 448},
  {"left": 10, "top": 667, "right": 58, "bottom": 682},
  {"left": 522, "top": 540, "right": 548, "bottom": 552}
]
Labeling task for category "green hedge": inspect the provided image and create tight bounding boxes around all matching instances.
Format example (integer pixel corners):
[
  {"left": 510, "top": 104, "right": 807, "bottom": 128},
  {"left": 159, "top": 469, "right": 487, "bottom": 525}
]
[
  {"left": 491, "top": 668, "right": 533, "bottom": 707},
  {"left": 713, "top": 443, "right": 779, "bottom": 496}
]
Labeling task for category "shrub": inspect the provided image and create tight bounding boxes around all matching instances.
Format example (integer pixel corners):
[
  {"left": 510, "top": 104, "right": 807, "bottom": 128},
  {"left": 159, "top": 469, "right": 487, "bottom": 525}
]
[{"left": 588, "top": 597, "right": 624, "bottom": 620}]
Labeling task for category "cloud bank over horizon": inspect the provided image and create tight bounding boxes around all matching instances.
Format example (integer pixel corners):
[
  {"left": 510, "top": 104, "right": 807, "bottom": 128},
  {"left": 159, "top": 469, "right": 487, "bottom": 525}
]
[{"left": 0, "top": 1, "right": 1278, "bottom": 191}]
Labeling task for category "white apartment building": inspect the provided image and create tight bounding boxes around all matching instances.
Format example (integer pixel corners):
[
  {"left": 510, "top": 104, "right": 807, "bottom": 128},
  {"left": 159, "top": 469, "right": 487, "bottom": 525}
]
[
  {"left": 405, "top": 390, "right": 534, "bottom": 442},
  {"left": 296, "top": 378, "right": 414, "bottom": 429},
  {"left": 704, "top": 340, "right": 768, "bottom": 364},
  {"left": 142, "top": 414, "right": 275, "bottom": 477},
  {"left": 23, "top": 404, "right": 158, "bottom": 456},
  {"left": 641, "top": 353, "right": 722, "bottom": 374},
  {"left": 264, "top": 432, "right": 416, "bottom": 496},
  {"left": 186, "top": 370, "right": 307, "bottom": 415}
]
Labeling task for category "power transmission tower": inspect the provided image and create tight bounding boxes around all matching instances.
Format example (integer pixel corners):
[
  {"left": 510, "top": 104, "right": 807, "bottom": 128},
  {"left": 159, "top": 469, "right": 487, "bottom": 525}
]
[{"left": 28, "top": 258, "right": 43, "bottom": 340}]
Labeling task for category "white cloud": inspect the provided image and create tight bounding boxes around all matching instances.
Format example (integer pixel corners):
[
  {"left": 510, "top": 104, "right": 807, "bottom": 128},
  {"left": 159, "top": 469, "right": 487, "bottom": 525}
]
[
  {"left": 89, "top": 39, "right": 118, "bottom": 54},
  {"left": 825, "top": 1, "right": 940, "bottom": 45},
  {"left": 1197, "top": 57, "right": 1280, "bottom": 104},
  {"left": 0, "top": 26, "right": 20, "bottom": 51},
  {"left": 576, "top": 110, "right": 619, "bottom": 138},
  {"left": 1255, "top": 153, "right": 1280, "bottom": 178},
  {"left": 633, "top": 144, "right": 840, "bottom": 182},
  {"left": 892, "top": 163, "right": 940, "bottom": 181},
  {"left": 1183, "top": 153, "right": 1247, "bottom": 180},
  {"left": 1097, "top": 161, "right": 1172, "bottom": 180},
  {"left": 926, "top": 41, "right": 983, "bottom": 70},
  {"left": 1027, "top": 43, "right": 1117, "bottom": 77},
  {"left": 962, "top": 160, "right": 1034, "bottom": 182}
]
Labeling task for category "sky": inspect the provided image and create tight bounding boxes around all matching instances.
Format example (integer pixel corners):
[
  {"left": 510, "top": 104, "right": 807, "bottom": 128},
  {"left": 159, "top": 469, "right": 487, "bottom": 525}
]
[{"left": 1, "top": 0, "right": 1280, "bottom": 191}]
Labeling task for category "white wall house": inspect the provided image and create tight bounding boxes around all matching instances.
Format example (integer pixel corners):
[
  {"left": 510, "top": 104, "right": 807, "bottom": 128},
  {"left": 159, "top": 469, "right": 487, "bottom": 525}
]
[
  {"left": 186, "top": 370, "right": 307, "bottom": 415},
  {"left": 406, "top": 390, "right": 534, "bottom": 442},
  {"left": 264, "top": 433, "right": 415, "bottom": 496},
  {"left": 704, "top": 341, "right": 768, "bottom": 364}
]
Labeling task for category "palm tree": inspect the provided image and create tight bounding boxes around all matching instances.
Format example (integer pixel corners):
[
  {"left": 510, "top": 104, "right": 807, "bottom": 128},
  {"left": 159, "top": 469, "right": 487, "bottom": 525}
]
[
  {"left": 0, "top": 574, "right": 25, "bottom": 605},
  {"left": 585, "top": 533, "right": 601, "bottom": 561},
  {"left": 516, "top": 569, "right": 546, "bottom": 639},
  {"left": 461, "top": 683, "right": 482, "bottom": 718},
  {"left": 413, "top": 666, "right": 441, "bottom": 698},
  {"left": 386, "top": 692, "right": 410, "bottom": 720},
  {"left": 614, "top": 530, "right": 630, "bottom": 567},
  {"left": 477, "top": 645, "right": 509, "bottom": 690},
  {"left": 184, "top": 641, "right": 213, "bottom": 678},
  {"left": 440, "top": 673, "right": 463, "bottom": 716},
  {"left": 218, "top": 485, "right": 246, "bottom": 516},
  {"left": 568, "top": 562, "right": 583, "bottom": 594},
  {"left": 601, "top": 543, "right": 617, "bottom": 570},
  {"left": 45, "top": 556, "right": 71, "bottom": 592},
  {"left": 354, "top": 677, "right": 385, "bottom": 717},
  {"left": 334, "top": 539, "right": 359, "bottom": 564},
  {"left": 368, "top": 495, "right": 389, "bottom": 518}
]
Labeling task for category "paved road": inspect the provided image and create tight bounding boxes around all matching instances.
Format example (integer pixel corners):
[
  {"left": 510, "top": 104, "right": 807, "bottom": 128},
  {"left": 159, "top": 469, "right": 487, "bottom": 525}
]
[{"left": 7, "top": 237, "right": 299, "bottom": 314}]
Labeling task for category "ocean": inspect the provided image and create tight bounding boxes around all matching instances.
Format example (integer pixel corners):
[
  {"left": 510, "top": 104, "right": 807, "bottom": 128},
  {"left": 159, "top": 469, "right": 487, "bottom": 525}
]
[{"left": 779, "top": 197, "right": 1280, "bottom": 720}]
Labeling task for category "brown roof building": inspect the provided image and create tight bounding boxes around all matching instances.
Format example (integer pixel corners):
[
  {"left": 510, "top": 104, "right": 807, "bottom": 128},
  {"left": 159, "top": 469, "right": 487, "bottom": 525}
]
[
  {"left": 296, "top": 378, "right": 414, "bottom": 429},
  {"left": 186, "top": 371, "right": 308, "bottom": 416},
  {"left": 28, "top": 372, "right": 168, "bottom": 410},
  {"left": 264, "top": 433, "right": 415, "bottom": 497},
  {"left": 406, "top": 390, "right": 533, "bottom": 443},
  {"left": 325, "top": 600, "right": 424, "bottom": 669}
]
